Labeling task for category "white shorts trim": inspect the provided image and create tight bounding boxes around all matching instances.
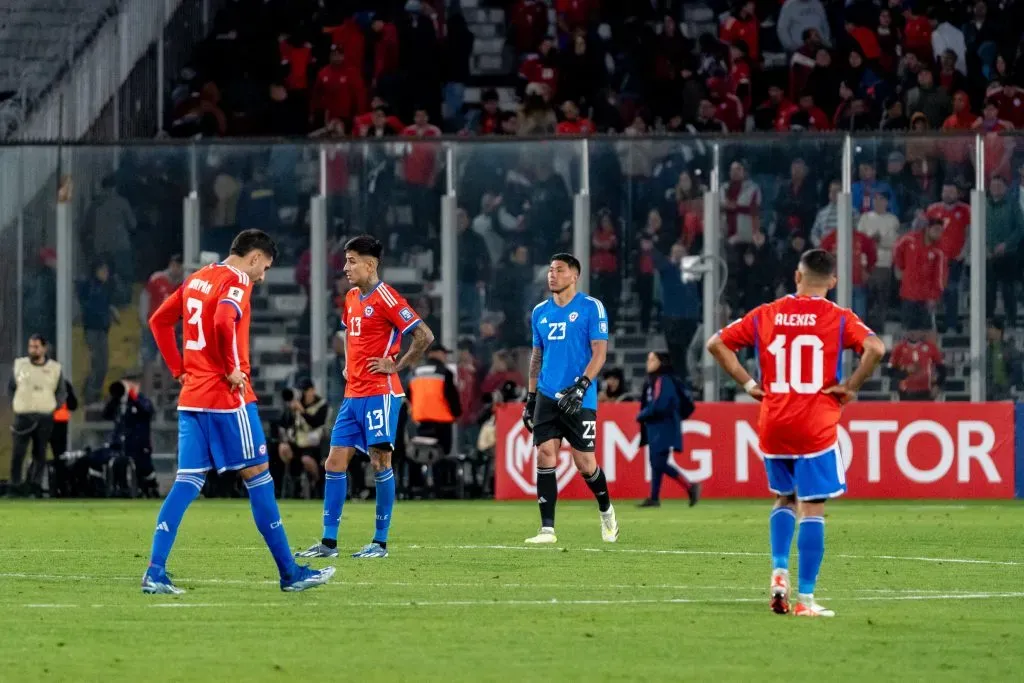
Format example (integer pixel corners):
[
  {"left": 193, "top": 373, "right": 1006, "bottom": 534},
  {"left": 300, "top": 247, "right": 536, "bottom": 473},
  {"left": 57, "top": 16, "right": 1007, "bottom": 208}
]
[{"left": 762, "top": 441, "right": 839, "bottom": 460}]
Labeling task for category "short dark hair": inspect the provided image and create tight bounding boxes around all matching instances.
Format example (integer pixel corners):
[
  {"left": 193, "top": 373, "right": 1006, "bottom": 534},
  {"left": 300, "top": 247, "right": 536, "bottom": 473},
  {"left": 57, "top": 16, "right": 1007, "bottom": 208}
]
[
  {"left": 799, "top": 249, "right": 836, "bottom": 278},
  {"left": 169, "top": 253, "right": 183, "bottom": 265},
  {"left": 230, "top": 229, "right": 278, "bottom": 260},
  {"left": 28, "top": 333, "right": 48, "bottom": 346},
  {"left": 550, "top": 252, "right": 581, "bottom": 274},
  {"left": 345, "top": 234, "right": 383, "bottom": 260}
]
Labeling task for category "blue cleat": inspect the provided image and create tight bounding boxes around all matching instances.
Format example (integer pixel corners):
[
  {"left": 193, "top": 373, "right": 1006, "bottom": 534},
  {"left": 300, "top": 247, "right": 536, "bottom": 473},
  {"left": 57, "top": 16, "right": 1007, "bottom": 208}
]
[
  {"left": 352, "top": 542, "right": 389, "bottom": 559},
  {"left": 141, "top": 568, "right": 185, "bottom": 595},
  {"left": 281, "top": 564, "right": 336, "bottom": 592}
]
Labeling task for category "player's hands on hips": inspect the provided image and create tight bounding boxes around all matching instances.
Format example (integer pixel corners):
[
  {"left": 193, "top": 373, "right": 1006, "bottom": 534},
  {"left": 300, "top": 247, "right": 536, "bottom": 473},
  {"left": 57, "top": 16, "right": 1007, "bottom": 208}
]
[
  {"left": 742, "top": 379, "right": 764, "bottom": 401},
  {"left": 226, "top": 369, "right": 247, "bottom": 390},
  {"left": 175, "top": 373, "right": 189, "bottom": 385},
  {"left": 823, "top": 383, "right": 856, "bottom": 405},
  {"left": 556, "top": 376, "right": 591, "bottom": 417},
  {"left": 523, "top": 392, "right": 537, "bottom": 432},
  {"left": 367, "top": 357, "right": 398, "bottom": 374}
]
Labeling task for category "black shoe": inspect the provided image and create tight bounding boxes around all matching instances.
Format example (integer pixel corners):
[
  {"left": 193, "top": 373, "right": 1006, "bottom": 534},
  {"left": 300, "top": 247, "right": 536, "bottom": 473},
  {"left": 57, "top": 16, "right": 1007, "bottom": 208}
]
[
  {"left": 688, "top": 482, "right": 702, "bottom": 507},
  {"left": 638, "top": 498, "right": 660, "bottom": 508}
]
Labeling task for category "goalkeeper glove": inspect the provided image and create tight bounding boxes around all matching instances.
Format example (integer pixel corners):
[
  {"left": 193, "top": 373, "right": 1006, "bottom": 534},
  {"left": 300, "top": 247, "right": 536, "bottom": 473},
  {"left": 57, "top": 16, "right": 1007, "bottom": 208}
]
[
  {"left": 523, "top": 392, "right": 537, "bottom": 432},
  {"left": 556, "top": 376, "right": 591, "bottom": 417}
]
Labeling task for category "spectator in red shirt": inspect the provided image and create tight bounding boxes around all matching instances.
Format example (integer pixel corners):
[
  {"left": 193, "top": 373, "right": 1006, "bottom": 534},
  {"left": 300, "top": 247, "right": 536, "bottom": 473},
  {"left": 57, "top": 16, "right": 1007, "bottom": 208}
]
[
  {"left": 278, "top": 34, "right": 315, "bottom": 97},
  {"left": 789, "top": 28, "right": 826, "bottom": 101},
  {"left": 845, "top": 20, "right": 881, "bottom": 62},
  {"left": 403, "top": 108, "right": 443, "bottom": 244},
  {"left": 939, "top": 91, "right": 978, "bottom": 169},
  {"left": 469, "top": 89, "right": 502, "bottom": 135},
  {"left": 354, "top": 98, "right": 405, "bottom": 137},
  {"left": 975, "top": 97, "right": 1016, "bottom": 182},
  {"left": 311, "top": 45, "right": 368, "bottom": 129},
  {"left": 370, "top": 15, "right": 401, "bottom": 100},
  {"left": 591, "top": 209, "right": 620, "bottom": 330},
  {"left": 875, "top": 8, "right": 901, "bottom": 75},
  {"left": 720, "top": 2, "right": 759, "bottom": 62},
  {"left": 893, "top": 218, "right": 947, "bottom": 330},
  {"left": 903, "top": 5, "right": 933, "bottom": 64},
  {"left": 728, "top": 41, "right": 754, "bottom": 111},
  {"left": 519, "top": 38, "right": 560, "bottom": 102},
  {"left": 889, "top": 331, "right": 946, "bottom": 400},
  {"left": 556, "top": 0, "right": 594, "bottom": 36},
  {"left": 925, "top": 182, "right": 970, "bottom": 331},
  {"left": 785, "top": 92, "right": 831, "bottom": 130},
  {"left": 707, "top": 76, "right": 744, "bottom": 132},
  {"left": 556, "top": 100, "right": 594, "bottom": 135},
  {"left": 819, "top": 228, "right": 878, "bottom": 320},
  {"left": 325, "top": 17, "right": 366, "bottom": 81},
  {"left": 987, "top": 80, "right": 1024, "bottom": 130},
  {"left": 140, "top": 254, "right": 184, "bottom": 398},
  {"left": 754, "top": 82, "right": 798, "bottom": 131},
  {"left": 509, "top": 0, "right": 548, "bottom": 54},
  {"left": 936, "top": 49, "right": 969, "bottom": 97}
]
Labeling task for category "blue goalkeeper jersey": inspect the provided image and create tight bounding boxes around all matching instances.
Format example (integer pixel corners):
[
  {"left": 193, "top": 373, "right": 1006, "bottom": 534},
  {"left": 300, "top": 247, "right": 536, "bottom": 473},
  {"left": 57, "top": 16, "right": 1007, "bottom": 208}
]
[{"left": 531, "top": 292, "right": 609, "bottom": 410}]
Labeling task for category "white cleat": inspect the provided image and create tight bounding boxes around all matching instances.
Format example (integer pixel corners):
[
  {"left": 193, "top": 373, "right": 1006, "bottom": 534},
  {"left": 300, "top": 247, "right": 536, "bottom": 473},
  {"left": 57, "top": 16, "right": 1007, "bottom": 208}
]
[
  {"left": 525, "top": 527, "right": 557, "bottom": 544},
  {"left": 770, "top": 569, "right": 790, "bottom": 615},
  {"left": 600, "top": 506, "right": 619, "bottom": 543},
  {"left": 793, "top": 594, "right": 835, "bottom": 618}
]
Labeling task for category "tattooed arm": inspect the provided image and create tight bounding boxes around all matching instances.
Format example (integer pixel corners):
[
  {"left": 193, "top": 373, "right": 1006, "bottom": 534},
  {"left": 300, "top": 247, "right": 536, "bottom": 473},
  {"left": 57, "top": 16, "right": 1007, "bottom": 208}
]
[
  {"left": 528, "top": 346, "right": 542, "bottom": 392},
  {"left": 395, "top": 323, "right": 434, "bottom": 373}
]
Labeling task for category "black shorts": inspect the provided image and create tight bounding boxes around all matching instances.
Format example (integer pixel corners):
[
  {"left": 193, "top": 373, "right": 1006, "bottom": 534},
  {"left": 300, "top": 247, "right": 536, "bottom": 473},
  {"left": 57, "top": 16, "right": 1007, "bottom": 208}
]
[{"left": 532, "top": 393, "right": 597, "bottom": 452}]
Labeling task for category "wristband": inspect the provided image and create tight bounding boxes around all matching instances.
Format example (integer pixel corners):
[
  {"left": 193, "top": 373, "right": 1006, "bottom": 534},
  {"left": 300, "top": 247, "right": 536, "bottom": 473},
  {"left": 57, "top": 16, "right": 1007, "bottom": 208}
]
[{"left": 743, "top": 379, "right": 758, "bottom": 392}]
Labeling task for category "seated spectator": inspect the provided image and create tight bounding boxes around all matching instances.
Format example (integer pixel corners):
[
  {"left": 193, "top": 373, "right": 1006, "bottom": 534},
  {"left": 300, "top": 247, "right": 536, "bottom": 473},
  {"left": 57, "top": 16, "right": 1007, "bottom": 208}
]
[
  {"left": 467, "top": 89, "right": 502, "bottom": 135},
  {"left": 930, "top": 8, "right": 967, "bottom": 76},
  {"left": 986, "top": 318, "right": 1023, "bottom": 401},
  {"left": 706, "top": 76, "right": 744, "bottom": 132},
  {"left": 720, "top": 2, "right": 759, "bottom": 63},
  {"left": 888, "top": 327, "right": 946, "bottom": 400},
  {"left": 787, "top": 92, "right": 831, "bottom": 131},
  {"left": 599, "top": 367, "right": 633, "bottom": 402},
  {"left": 906, "top": 68, "right": 952, "bottom": 130},
  {"left": 936, "top": 49, "right": 970, "bottom": 98},
  {"left": 893, "top": 218, "right": 948, "bottom": 331},
  {"left": 985, "top": 80, "right": 1024, "bottom": 130},
  {"left": 688, "top": 99, "right": 728, "bottom": 134},
  {"left": 519, "top": 37, "right": 560, "bottom": 102},
  {"left": 788, "top": 28, "right": 827, "bottom": 101},
  {"left": 754, "top": 81, "right": 798, "bottom": 132},
  {"left": 881, "top": 97, "right": 910, "bottom": 130},
  {"left": 778, "top": 0, "right": 831, "bottom": 54},
  {"left": 556, "top": 100, "right": 594, "bottom": 135},
  {"left": 355, "top": 103, "right": 404, "bottom": 138}
]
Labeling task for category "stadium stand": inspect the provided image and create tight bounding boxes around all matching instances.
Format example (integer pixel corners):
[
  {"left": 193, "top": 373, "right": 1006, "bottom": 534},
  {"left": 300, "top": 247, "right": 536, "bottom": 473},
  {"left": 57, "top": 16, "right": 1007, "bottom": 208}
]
[{"left": 3, "top": 0, "right": 1024, "bottom": 497}]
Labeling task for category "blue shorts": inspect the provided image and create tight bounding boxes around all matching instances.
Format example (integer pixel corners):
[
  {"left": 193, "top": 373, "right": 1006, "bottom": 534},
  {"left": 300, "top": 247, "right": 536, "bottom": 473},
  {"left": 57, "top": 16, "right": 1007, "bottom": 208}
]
[
  {"left": 177, "top": 403, "right": 268, "bottom": 474},
  {"left": 764, "top": 446, "right": 847, "bottom": 501},
  {"left": 330, "top": 394, "right": 402, "bottom": 453}
]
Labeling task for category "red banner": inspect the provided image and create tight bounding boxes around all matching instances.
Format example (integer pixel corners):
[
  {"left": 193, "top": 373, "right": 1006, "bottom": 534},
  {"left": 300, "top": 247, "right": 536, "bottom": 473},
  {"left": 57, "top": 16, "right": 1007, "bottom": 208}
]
[{"left": 495, "top": 402, "right": 1016, "bottom": 499}]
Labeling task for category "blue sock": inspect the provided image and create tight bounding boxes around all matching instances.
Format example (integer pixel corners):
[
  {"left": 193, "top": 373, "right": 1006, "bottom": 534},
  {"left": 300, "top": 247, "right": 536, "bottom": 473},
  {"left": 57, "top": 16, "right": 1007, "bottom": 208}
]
[
  {"left": 245, "top": 471, "right": 297, "bottom": 580},
  {"left": 769, "top": 506, "right": 797, "bottom": 571},
  {"left": 797, "top": 516, "right": 826, "bottom": 595},
  {"left": 148, "top": 473, "right": 204, "bottom": 572},
  {"left": 322, "top": 471, "right": 348, "bottom": 542},
  {"left": 373, "top": 468, "right": 396, "bottom": 544}
]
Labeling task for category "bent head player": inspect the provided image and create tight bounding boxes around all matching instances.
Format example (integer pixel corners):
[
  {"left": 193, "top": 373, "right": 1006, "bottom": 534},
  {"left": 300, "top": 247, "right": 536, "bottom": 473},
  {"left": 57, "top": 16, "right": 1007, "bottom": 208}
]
[
  {"left": 144, "top": 229, "right": 334, "bottom": 593},
  {"left": 522, "top": 253, "right": 617, "bottom": 544},
  {"left": 297, "top": 235, "right": 434, "bottom": 560},
  {"left": 706, "top": 249, "right": 885, "bottom": 617}
]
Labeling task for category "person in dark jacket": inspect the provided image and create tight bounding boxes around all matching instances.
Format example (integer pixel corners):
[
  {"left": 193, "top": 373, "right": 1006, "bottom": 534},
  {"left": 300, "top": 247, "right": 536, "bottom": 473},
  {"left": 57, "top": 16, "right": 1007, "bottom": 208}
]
[
  {"left": 652, "top": 243, "right": 702, "bottom": 380},
  {"left": 636, "top": 352, "right": 700, "bottom": 508},
  {"left": 102, "top": 377, "right": 157, "bottom": 496},
  {"left": 77, "top": 261, "right": 119, "bottom": 405}
]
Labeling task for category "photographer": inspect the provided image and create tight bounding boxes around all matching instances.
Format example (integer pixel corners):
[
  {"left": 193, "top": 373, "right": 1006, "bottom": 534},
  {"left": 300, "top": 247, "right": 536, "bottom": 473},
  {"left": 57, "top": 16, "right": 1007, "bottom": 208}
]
[
  {"left": 100, "top": 378, "right": 157, "bottom": 497},
  {"left": 272, "top": 379, "right": 328, "bottom": 499},
  {"left": 8, "top": 334, "right": 66, "bottom": 497}
]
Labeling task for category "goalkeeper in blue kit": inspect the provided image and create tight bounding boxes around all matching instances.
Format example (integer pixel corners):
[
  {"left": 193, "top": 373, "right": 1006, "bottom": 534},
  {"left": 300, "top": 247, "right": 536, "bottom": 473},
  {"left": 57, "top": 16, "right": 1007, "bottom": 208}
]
[{"left": 522, "top": 253, "right": 619, "bottom": 544}]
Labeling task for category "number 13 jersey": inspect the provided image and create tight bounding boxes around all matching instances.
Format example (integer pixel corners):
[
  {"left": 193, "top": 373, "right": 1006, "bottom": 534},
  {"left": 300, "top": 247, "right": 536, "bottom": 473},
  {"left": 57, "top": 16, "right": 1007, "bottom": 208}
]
[
  {"left": 341, "top": 282, "right": 422, "bottom": 398},
  {"left": 150, "top": 263, "right": 257, "bottom": 411},
  {"left": 717, "top": 295, "right": 874, "bottom": 456}
]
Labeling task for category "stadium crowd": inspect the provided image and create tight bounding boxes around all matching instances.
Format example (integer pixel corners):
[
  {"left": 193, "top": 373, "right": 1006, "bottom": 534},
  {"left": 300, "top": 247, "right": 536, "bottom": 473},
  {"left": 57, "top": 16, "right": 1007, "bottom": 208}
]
[{"left": 11, "top": 0, "right": 1024, "bottom": 499}]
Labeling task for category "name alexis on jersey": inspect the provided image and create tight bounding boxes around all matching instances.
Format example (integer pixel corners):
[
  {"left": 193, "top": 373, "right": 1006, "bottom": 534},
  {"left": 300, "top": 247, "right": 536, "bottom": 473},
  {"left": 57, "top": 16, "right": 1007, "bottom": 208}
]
[{"left": 775, "top": 313, "right": 817, "bottom": 326}]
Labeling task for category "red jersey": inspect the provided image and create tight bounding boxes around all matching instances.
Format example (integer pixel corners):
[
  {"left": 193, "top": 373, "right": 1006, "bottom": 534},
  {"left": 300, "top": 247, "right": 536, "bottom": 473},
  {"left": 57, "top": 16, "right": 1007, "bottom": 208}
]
[
  {"left": 925, "top": 201, "right": 970, "bottom": 260},
  {"left": 990, "top": 88, "right": 1024, "bottom": 129},
  {"left": 279, "top": 40, "right": 314, "bottom": 91},
  {"left": 149, "top": 263, "right": 257, "bottom": 411},
  {"left": 342, "top": 283, "right": 423, "bottom": 398},
  {"left": 556, "top": 118, "right": 594, "bottom": 135},
  {"left": 819, "top": 230, "right": 878, "bottom": 286},
  {"left": 892, "top": 230, "right": 948, "bottom": 302},
  {"left": 402, "top": 124, "right": 442, "bottom": 186},
  {"left": 889, "top": 339, "right": 944, "bottom": 394},
  {"left": 903, "top": 15, "right": 932, "bottom": 62},
  {"left": 144, "top": 269, "right": 178, "bottom": 317},
  {"left": 519, "top": 55, "right": 559, "bottom": 98},
  {"left": 718, "top": 296, "right": 874, "bottom": 456},
  {"left": 312, "top": 64, "right": 368, "bottom": 124},
  {"left": 720, "top": 15, "right": 759, "bottom": 61}
]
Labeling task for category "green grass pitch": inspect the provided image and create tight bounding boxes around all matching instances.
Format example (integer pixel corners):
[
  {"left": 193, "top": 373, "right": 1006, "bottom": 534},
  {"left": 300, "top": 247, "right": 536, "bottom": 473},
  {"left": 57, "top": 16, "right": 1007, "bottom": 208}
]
[{"left": 1, "top": 499, "right": 1022, "bottom": 682}]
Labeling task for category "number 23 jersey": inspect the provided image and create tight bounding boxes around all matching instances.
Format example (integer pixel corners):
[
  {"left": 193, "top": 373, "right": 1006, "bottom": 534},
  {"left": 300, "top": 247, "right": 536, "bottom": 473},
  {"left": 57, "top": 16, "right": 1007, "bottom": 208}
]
[{"left": 717, "top": 295, "right": 874, "bottom": 456}]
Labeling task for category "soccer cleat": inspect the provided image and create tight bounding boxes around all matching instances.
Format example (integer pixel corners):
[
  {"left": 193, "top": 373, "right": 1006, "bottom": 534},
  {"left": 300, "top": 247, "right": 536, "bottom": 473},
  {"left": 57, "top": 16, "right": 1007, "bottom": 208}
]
[
  {"left": 281, "top": 564, "right": 335, "bottom": 592},
  {"left": 688, "top": 482, "right": 702, "bottom": 507},
  {"left": 294, "top": 542, "right": 340, "bottom": 559},
  {"left": 769, "top": 569, "right": 790, "bottom": 615},
  {"left": 600, "top": 506, "right": 620, "bottom": 543},
  {"left": 637, "top": 498, "right": 661, "bottom": 508},
  {"left": 352, "top": 542, "right": 389, "bottom": 558},
  {"left": 141, "top": 569, "right": 185, "bottom": 595},
  {"left": 793, "top": 595, "right": 835, "bottom": 618},
  {"left": 524, "top": 527, "right": 557, "bottom": 544}
]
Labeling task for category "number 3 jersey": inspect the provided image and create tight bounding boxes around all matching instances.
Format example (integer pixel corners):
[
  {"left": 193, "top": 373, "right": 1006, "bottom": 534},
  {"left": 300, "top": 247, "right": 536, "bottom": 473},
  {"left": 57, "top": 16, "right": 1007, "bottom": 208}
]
[
  {"left": 717, "top": 295, "right": 874, "bottom": 456},
  {"left": 149, "top": 263, "right": 258, "bottom": 411},
  {"left": 341, "top": 282, "right": 422, "bottom": 398}
]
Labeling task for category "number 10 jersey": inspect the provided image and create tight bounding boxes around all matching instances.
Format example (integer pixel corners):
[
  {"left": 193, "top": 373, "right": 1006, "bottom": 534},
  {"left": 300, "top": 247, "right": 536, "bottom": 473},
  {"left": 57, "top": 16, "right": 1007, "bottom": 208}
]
[{"left": 717, "top": 295, "right": 874, "bottom": 457}]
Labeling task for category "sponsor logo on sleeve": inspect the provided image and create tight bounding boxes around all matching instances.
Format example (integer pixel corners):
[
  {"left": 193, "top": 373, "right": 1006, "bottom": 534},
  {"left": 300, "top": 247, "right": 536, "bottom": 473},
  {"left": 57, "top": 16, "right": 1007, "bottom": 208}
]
[
  {"left": 227, "top": 286, "right": 244, "bottom": 303},
  {"left": 399, "top": 308, "right": 414, "bottom": 322}
]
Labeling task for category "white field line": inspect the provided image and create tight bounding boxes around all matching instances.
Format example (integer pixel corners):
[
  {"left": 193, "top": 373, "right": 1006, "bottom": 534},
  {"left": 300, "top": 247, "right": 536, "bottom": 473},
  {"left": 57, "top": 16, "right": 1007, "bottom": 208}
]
[
  {"left": 1, "top": 544, "right": 1021, "bottom": 567},
  {"left": 20, "top": 592, "right": 1024, "bottom": 609},
  {"left": 0, "top": 572, "right": 994, "bottom": 595}
]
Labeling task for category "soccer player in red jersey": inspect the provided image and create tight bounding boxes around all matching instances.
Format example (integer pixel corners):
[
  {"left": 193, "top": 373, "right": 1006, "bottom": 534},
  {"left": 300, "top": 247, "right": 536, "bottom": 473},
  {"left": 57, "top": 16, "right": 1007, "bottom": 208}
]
[
  {"left": 142, "top": 229, "right": 334, "bottom": 594},
  {"left": 707, "top": 250, "right": 885, "bottom": 617},
  {"left": 296, "top": 235, "right": 434, "bottom": 560}
]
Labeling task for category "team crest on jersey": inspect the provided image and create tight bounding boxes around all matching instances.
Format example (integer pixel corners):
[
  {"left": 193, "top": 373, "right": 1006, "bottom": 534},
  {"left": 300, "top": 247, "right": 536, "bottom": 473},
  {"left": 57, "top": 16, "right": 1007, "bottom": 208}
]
[
  {"left": 399, "top": 308, "right": 414, "bottom": 322},
  {"left": 569, "top": 312, "right": 579, "bottom": 322},
  {"left": 364, "top": 305, "right": 374, "bottom": 317},
  {"left": 259, "top": 444, "right": 267, "bottom": 455}
]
